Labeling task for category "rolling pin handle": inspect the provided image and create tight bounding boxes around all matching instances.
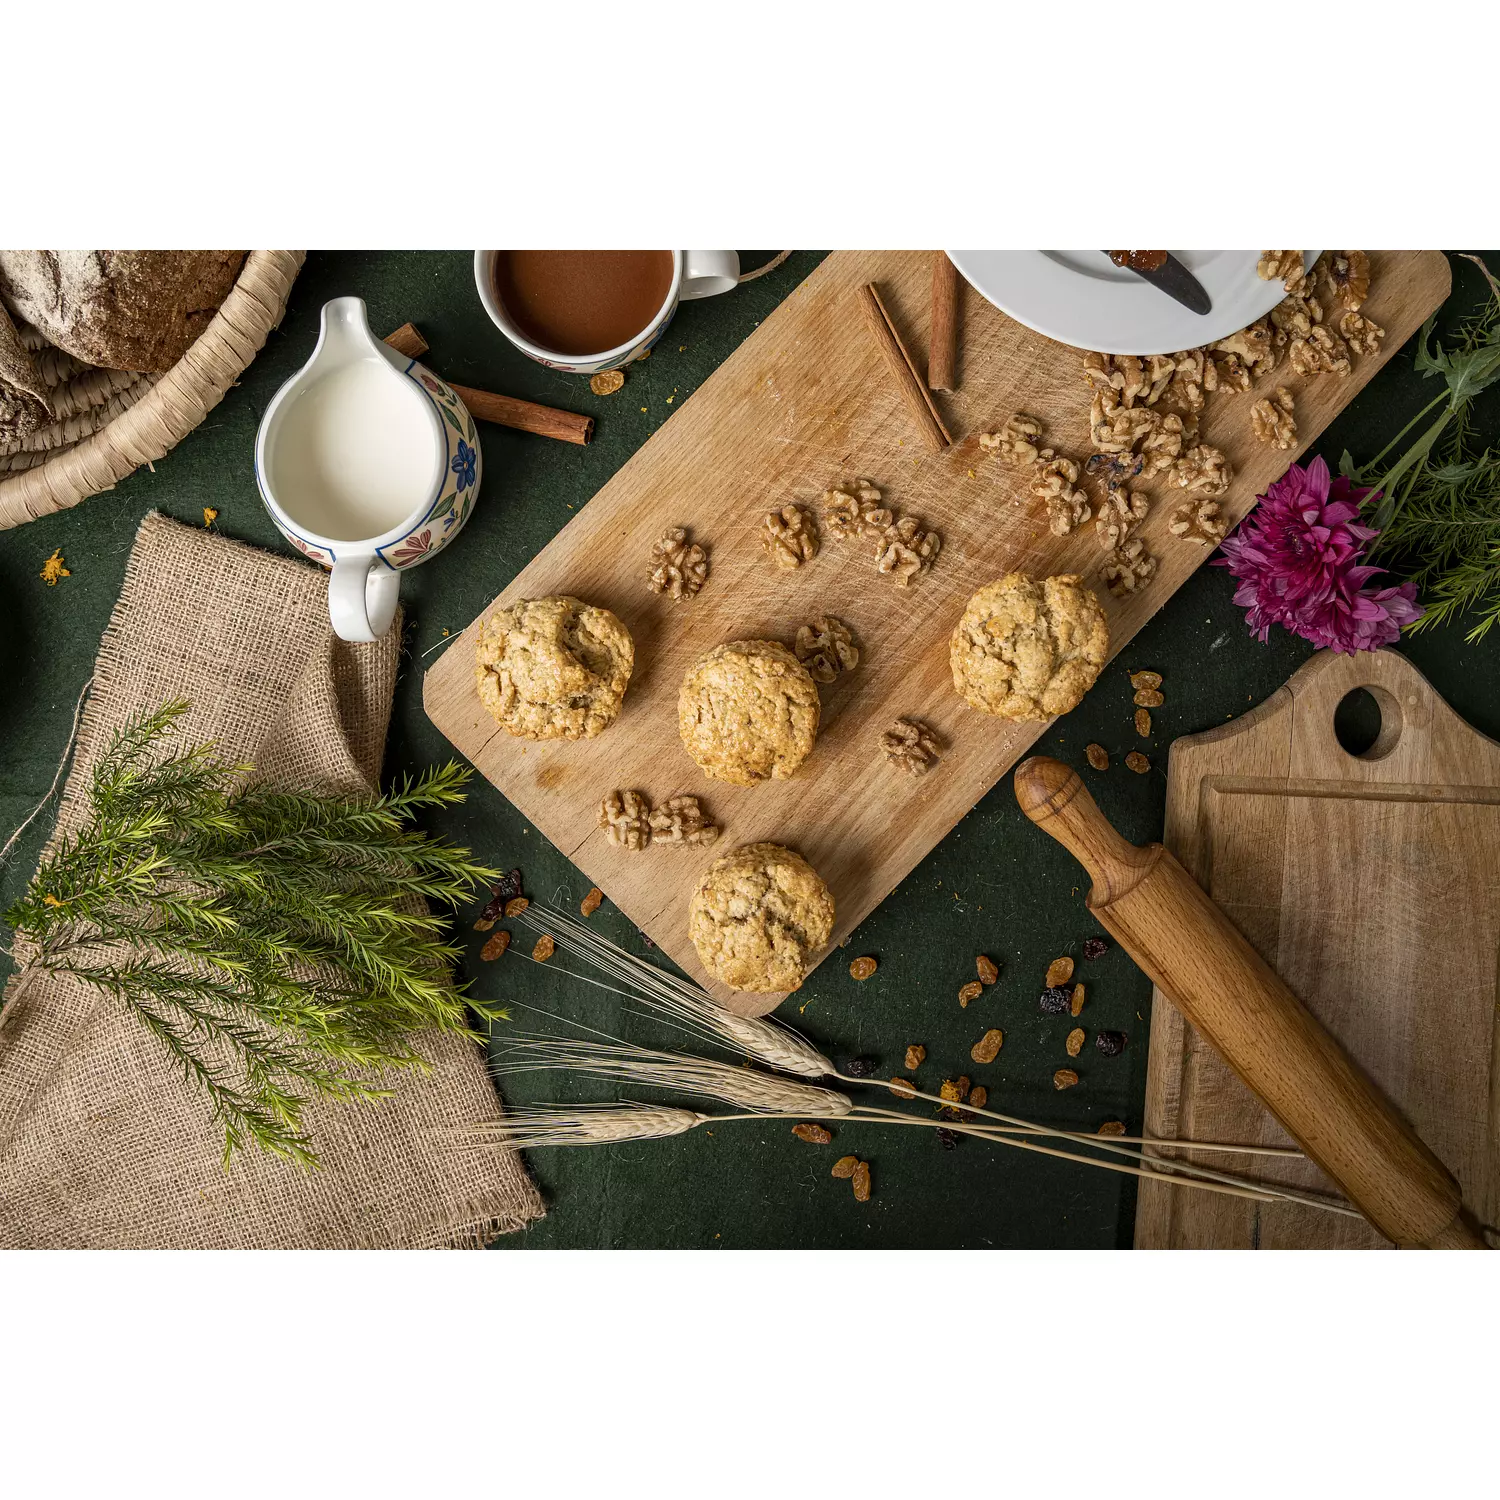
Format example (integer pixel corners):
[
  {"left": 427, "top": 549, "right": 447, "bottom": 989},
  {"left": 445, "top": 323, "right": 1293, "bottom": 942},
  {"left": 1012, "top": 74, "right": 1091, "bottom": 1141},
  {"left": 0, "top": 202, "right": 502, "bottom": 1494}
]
[{"left": 1014, "top": 757, "right": 1157, "bottom": 906}]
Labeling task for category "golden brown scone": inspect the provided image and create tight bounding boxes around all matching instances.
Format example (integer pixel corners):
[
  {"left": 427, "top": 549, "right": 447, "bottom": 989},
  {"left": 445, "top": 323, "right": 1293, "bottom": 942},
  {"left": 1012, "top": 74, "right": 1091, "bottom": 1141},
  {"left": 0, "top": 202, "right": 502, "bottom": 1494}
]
[
  {"left": 677, "top": 640, "right": 820, "bottom": 786},
  {"left": 950, "top": 572, "right": 1109, "bottom": 720},
  {"left": 689, "top": 842, "right": 835, "bottom": 993},
  {"left": 475, "top": 595, "right": 633, "bottom": 740}
]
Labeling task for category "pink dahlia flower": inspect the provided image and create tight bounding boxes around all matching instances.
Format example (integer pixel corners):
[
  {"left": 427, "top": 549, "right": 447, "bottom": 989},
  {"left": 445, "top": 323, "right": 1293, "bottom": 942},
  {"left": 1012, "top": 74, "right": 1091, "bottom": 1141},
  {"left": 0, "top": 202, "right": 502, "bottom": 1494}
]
[{"left": 1214, "top": 456, "right": 1422, "bottom": 653}]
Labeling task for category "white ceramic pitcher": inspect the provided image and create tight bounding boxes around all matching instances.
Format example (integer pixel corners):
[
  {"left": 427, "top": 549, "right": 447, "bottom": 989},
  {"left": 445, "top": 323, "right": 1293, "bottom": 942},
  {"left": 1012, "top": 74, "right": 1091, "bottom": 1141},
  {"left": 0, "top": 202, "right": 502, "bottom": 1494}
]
[{"left": 255, "top": 296, "right": 481, "bottom": 642}]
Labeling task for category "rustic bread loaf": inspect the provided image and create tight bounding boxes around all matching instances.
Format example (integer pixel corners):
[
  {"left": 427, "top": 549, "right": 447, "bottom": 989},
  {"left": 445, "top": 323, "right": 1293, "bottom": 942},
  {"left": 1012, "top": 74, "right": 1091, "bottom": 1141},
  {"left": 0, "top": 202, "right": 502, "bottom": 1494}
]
[
  {"left": 0, "top": 301, "right": 53, "bottom": 441},
  {"left": 0, "top": 251, "right": 246, "bottom": 372}
]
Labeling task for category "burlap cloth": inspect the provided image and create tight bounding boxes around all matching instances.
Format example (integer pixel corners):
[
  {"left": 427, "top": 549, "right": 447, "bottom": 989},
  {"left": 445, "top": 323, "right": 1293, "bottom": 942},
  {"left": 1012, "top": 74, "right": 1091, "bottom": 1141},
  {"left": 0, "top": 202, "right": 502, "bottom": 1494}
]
[{"left": 0, "top": 512, "right": 543, "bottom": 1248}]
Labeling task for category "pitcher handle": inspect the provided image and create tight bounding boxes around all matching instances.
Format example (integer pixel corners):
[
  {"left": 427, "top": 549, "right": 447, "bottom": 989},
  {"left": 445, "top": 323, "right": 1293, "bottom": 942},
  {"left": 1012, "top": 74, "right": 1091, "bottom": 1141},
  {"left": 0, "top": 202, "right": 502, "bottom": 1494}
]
[
  {"left": 328, "top": 556, "right": 400, "bottom": 642},
  {"left": 680, "top": 251, "right": 741, "bottom": 300}
]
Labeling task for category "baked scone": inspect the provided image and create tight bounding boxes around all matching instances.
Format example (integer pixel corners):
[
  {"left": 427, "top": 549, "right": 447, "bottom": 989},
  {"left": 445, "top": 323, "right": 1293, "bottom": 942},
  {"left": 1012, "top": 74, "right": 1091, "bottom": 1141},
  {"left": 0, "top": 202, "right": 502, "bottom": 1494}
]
[
  {"left": 689, "top": 842, "right": 835, "bottom": 993},
  {"left": 950, "top": 572, "right": 1109, "bottom": 720},
  {"left": 475, "top": 595, "right": 634, "bottom": 740},
  {"left": 678, "top": 640, "right": 820, "bottom": 786}
]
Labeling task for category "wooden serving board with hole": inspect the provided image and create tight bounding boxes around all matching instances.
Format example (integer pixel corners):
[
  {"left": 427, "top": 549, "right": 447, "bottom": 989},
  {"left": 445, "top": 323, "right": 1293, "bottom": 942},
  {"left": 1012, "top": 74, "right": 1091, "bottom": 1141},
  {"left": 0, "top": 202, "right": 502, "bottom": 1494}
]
[
  {"left": 424, "top": 251, "right": 1451, "bottom": 1018},
  {"left": 1135, "top": 649, "right": 1500, "bottom": 1248}
]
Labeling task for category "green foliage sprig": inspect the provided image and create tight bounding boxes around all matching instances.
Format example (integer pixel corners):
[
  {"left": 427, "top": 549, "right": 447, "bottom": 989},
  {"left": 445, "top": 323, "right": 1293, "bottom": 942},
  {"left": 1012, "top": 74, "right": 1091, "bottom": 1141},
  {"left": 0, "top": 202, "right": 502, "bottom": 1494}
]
[
  {"left": 3, "top": 700, "right": 501, "bottom": 1167},
  {"left": 1342, "top": 254, "right": 1500, "bottom": 641}
]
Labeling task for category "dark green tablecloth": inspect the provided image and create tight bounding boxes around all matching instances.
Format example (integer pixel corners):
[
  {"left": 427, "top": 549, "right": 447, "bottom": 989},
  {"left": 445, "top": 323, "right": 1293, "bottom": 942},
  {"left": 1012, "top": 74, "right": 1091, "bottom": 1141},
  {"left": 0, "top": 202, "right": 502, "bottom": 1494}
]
[{"left": 3, "top": 250, "right": 1496, "bottom": 1247}]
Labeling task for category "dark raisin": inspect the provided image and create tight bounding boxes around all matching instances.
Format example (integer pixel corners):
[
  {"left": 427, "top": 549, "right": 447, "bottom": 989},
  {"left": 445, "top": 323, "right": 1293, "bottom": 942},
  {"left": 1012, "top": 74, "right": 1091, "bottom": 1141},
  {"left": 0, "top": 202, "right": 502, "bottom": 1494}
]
[
  {"left": 1039, "top": 985, "right": 1072, "bottom": 1014},
  {"left": 479, "top": 868, "right": 525, "bottom": 925},
  {"left": 1095, "top": 1030, "right": 1128, "bottom": 1057},
  {"left": 844, "top": 1056, "right": 878, "bottom": 1078},
  {"left": 1082, "top": 936, "right": 1109, "bottom": 960},
  {"left": 936, "top": 1127, "right": 960, "bottom": 1150},
  {"left": 937, "top": 1105, "right": 964, "bottom": 1121}
]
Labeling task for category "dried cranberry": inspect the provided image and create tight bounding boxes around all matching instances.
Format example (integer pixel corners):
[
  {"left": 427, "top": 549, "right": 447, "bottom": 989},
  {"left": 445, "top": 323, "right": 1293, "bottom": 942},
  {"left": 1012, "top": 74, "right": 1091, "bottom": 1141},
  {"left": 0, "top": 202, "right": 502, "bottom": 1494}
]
[
  {"left": 844, "top": 1056, "right": 878, "bottom": 1078},
  {"left": 1039, "top": 986, "right": 1072, "bottom": 1014},
  {"left": 935, "top": 1128, "right": 960, "bottom": 1150},
  {"left": 1082, "top": 936, "right": 1109, "bottom": 960},
  {"left": 1095, "top": 1030, "right": 1128, "bottom": 1056}
]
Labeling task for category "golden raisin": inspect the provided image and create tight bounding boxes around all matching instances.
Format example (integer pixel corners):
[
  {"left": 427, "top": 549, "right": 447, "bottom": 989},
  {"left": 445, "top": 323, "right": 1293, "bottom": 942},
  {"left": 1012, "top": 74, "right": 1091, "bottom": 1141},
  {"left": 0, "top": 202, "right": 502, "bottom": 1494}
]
[
  {"left": 1134, "top": 687, "right": 1165, "bottom": 709},
  {"left": 976, "top": 954, "right": 999, "bottom": 985},
  {"left": 480, "top": 930, "right": 511, "bottom": 962},
  {"left": 1125, "top": 751, "right": 1150, "bottom": 774},
  {"left": 505, "top": 896, "right": 530, "bottom": 917},
  {"left": 792, "top": 1123, "right": 833, "bottom": 1144},
  {"left": 958, "top": 980, "right": 983, "bottom": 1007},
  {"left": 970, "top": 1028, "right": 1004, "bottom": 1064},
  {"left": 969, "top": 1085, "right": 988, "bottom": 1110},
  {"left": 849, "top": 955, "right": 878, "bottom": 981},
  {"left": 851, "top": 1161, "right": 872, "bottom": 1202},
  {"left": 1085, "top": 742, "right": 1110, "bottom": 771},
  {"left": 1045, "top": 956, "right": 1075, "bottom": 988},
  {"left": 1070, "top": 983, "right": 1086, "bottom": 1017},
  {"left": 531, "top": 934, "right": 555, "bottom": 962},
  {"left": 1066, "top": 1027, "right": 1085, "bottom": 1057},
  {"left": 904, "top": 1044, "right": 927, "bottom": 1071},
  {"left": 888, "top": 1077, "right": 916, "bottom": 1098},
  {"left": 590, "top": 369, "right": 625, "bottom": 396},
  {"left": 473, "top": 915, "right": 496, "bottom": 932},
  {"left": 580, "top": 886, "right": 603, "bottom": 916},
  {"left": 1054, "top": 1068, "right": 1080, "bottom": 1090},
  {"left": 1134, "top": 708, "right": 1151, "bottom": 737},
  {"left": 831, "top": 1155, "right": 858, "bottom": 1179},
  {"left": 1129, "top": 670, "right": 1162, "bottom": 691},
  {"left": 1097, "top": 1120, "right": 1127, "bottom": 1137}
]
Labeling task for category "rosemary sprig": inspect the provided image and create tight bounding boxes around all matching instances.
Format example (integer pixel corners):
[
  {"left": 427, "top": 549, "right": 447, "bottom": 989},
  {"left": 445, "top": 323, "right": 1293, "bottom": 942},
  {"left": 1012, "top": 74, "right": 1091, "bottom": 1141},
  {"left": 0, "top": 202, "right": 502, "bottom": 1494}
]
[{"left": 3, "top": 699, "right": 502, "bottom": 1167}]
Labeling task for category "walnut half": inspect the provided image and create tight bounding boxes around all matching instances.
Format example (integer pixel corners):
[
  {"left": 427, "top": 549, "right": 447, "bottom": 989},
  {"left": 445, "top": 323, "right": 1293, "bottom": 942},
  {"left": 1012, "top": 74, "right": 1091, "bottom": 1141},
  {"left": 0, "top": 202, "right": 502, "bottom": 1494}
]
[
  {"left": 1168, "top": 498, "right": 1229, "bottom": 546},
  {"left": 600, "top": 790, "right": 652, "bottom": 850},
  {"left": 979, "top": 412, "right": 1046, "bottom": 468},
  {"left": 761, "top": 503, "right": 819, "bottom": 570},
  {"left": 822, "top": 480, "right": 890, "bottom": 542},
  {"left": 1101, "top": 539, "right": 1158, "bottom": 598},
  {"left": 795, "top": 614, "right": 859, "bottom": 683},
  {"left": 1251, "top": 387, "right": 1297, "bottom": 450},
  {"left": 1258, "top": 250, "right": 1308, "bottom": 294},
  {"left": 881, "top": 716, "right": 942, "bottom": 776},
  {"left": 1340, "top": 311, "right": 1385, "bottom": 357},
  {"left": 875, "top": 515, "right": 941, "bottom": 587},
  {"left": 647, "top": 526, "right": 709, "bottom": 600},
  {"left": 647, "top": 794, "right": 720, "bottom": 848}
]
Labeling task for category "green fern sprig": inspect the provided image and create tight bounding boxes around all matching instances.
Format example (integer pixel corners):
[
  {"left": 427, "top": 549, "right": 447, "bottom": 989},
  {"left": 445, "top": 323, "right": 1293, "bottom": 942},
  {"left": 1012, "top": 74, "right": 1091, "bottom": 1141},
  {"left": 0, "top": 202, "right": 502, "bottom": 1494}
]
[{"left": 4, "top": 699, "right": 503, "bottom": 1167}]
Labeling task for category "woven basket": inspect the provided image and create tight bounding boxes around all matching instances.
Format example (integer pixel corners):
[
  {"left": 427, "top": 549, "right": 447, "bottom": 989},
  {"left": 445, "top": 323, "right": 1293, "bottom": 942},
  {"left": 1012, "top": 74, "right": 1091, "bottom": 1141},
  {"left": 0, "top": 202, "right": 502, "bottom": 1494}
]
[{"left": 0, "top": 251, "right": 305, "bottom": 529}]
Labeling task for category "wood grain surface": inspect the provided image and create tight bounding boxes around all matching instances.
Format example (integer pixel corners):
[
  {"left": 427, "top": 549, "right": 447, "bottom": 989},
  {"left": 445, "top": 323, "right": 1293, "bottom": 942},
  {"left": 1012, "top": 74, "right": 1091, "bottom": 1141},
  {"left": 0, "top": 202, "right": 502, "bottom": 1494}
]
[
  {"left": 424, "top": 250, "right": 1451, "bottom": 1018},
  {"left": 1135, "top": 649, "right": 1500, "bottom": 1248}
]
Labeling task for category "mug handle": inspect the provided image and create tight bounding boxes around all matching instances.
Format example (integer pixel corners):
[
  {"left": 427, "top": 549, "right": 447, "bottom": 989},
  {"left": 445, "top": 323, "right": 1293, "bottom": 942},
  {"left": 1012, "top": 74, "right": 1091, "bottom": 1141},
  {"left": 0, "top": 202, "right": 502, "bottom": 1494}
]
[
  {"left": 680, "top": 250, "right": 741, "bottom": 300},
  {"left": 328, "top": 556, "right": 400, "bottom": 643}
]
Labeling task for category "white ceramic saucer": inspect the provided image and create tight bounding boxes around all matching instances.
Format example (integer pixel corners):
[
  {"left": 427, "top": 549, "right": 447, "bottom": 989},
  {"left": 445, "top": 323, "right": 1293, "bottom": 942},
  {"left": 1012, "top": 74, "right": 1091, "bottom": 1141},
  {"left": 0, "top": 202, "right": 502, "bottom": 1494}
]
[{"left": 947, "top": 251, "right": 1314, "bottom": 356}]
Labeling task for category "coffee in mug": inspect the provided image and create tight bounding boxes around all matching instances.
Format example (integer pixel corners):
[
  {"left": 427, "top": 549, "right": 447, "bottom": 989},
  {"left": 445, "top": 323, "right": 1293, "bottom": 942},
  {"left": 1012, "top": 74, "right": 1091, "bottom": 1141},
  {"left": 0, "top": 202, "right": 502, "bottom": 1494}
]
[{"left": 491, "top": 250, "right": 675, "bottom": 358}]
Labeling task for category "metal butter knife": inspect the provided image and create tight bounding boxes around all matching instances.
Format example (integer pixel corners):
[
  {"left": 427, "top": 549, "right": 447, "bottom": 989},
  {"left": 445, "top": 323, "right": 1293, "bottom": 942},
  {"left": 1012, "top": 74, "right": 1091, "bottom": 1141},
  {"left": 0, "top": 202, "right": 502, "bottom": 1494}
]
[{"left": 1102, "top": 252, "right": 1212, "bottom": 316}]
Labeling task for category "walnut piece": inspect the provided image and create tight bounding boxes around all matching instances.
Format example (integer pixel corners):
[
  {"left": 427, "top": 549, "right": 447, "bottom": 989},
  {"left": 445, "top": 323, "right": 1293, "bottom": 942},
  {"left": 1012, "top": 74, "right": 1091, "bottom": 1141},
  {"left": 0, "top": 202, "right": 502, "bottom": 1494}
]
[
  {"left": 1168, "top": 498, "right": 1229, "bottom": 546},
  {"left": 1095, "top": 486, "right": 1149, "bottom": 550},
  {"left": 1258, "top": 250, "right": 1308, "bottom": 293},
  {"left": 1085, "top": 451, "right": 1144, "bottom": 492},
  {"left": 1172, "top": 444, "right": 1232, "bottom": 497},
  {"left": 646, "top": 794, "right": 720, "bottom": 848},
  {"left": 1211, "top": 319, "right": 1279, "bottom": 380},
  {"left": 1251, "top": 386, "right": 1297, "bottom": 450},
  {"left": 1270, "top": 290, "right": 1324, "bottom": 342},
  {"left": 600, "top": 789, "right": 652, "bottom": 850},
  {"left": 761, "top": 503, "right": 819, "bottom": 570},
  {"left": 980, "top": 412, "right": 1046, "bottom": 467},
  {"left": 1210, "top": 350, "right": 1253, "bottom": 393},
  {"left": 1164, "top": 348, "right": 1216, "bottom": 414},
  {"left": 1102, "top": 539, "right": 1159, "bottom": 597},
  {"left": 881, "top": 716, "right": 941, "bottom": 776},
  {"left": 1090, "top": 389, "right": 1162, "bottom": 453},
  {"left": 1082, "top": 352, "right": 1175, "bottom": 408},
  {"left": 1339, "top": 311, "right": 1385, "bottom": 356},
  {"left": 795, "top": 614, "right": 859, "bottom": 683},
  {"left": 1289, "top": 324, "right": 1352, "bottom": 377},
  {"left": 1139, "top": 412, "right": 1192, "bottom": 478},
  {"left": 1319, "top": 250, "right": 1372, "bottom": 311},
  {"left": 1031, "top": 453, "right": 1091, "bottom": 535},
  {"left": 822, "top": 480, "right": 890, "bottom": 542},
  {"left": 646, "top": 526, "right": 709, "bottom": 600},
  {"left": 875, "top": 515, "right": 941, "bottom": 586}
]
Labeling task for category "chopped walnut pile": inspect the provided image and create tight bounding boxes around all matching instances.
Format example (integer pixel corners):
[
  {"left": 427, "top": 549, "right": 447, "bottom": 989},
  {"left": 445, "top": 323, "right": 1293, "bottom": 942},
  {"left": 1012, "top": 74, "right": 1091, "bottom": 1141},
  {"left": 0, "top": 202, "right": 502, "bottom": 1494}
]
[
  {"left": 1319, "top": 251, "right": 1371, "bottom": 310},
  {"left": 646, "top": 526, "right": 709, "bottom": 599},
  {"left": 821, "top": 480, "right": 891, "bottom": 542},
  {"left": 1258, "top": 250, "right": 1308, "bottom": 293},
  {"left": 795, "top": 614, "right": 859, "bottom": 683},
  {"left": 1339, "top": 311, "right": 1385, "bottom": 356},
  {"left": 1102, "top": 539, "right": 1159, "bottom": 597},
  {"left": 1168, "top": 498, "right": 1229, "bottom": 546},
  {"left": 881, "top": 716, "right": 942, "bottom": 776},
  {"left": 761, "top": 504, "right": 819, "bottom": 570},
  {"left": 1031, "top": 453, "right": 1091, "bottom": 535},
  {"left": 1172, "top": 444, "right": 1232, "bottom": 497},
  {"left": 1289, "top": 325, "right": 1352, "bottom": 378},
  {"left": 1251, "top": 387, "right": 1297, "bottom": 450},
  {"left": 980, "top": 412, "right": 1046, "bottom": 467},
  {"left": 875, "top": 515, "right": 942, "bottom": 587},
  {"left": 647, "top": 794, "right": 720, "bottom": 847},
  {"left": 599, "top": 789, "right": 652, "bottom": 850},
  {"left": 1095, "top": 486, "right": 1149, "bottom": 550}
]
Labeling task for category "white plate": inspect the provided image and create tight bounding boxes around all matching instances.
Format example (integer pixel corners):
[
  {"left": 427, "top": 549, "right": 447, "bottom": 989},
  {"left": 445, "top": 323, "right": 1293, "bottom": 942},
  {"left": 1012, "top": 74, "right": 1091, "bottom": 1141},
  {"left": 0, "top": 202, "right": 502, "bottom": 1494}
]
[{"left": 947, "top": 250, "right": 1314, "bottom": 356}]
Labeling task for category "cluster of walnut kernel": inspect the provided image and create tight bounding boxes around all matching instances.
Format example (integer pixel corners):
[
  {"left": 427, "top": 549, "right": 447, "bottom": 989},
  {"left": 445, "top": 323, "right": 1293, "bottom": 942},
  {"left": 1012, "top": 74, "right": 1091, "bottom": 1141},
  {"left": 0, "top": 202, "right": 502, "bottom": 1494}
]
[
  {"left": 820, "top": 480, "right": 941, "bottom": 588},
  {"left": 599, "top": 789, "right": 719, "bottom": 851}
]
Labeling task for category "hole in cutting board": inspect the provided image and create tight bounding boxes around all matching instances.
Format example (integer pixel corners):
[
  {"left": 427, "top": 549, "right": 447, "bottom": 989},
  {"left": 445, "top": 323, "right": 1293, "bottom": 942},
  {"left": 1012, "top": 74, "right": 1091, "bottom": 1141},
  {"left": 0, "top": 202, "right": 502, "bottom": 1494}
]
[{"left": 1333, "top": 685, "right": 1403, "bottom": 760}]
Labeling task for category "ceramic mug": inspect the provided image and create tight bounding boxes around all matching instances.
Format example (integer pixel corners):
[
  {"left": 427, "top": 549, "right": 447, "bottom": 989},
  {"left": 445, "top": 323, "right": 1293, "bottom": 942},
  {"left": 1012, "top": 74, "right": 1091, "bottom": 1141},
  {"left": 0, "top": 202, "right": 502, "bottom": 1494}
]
[
  {"left": 472, "top": 250, "right": 741, "bottom": 373},
  {"left": 255, "top": 297, "right": 482, "bottom": 643}
]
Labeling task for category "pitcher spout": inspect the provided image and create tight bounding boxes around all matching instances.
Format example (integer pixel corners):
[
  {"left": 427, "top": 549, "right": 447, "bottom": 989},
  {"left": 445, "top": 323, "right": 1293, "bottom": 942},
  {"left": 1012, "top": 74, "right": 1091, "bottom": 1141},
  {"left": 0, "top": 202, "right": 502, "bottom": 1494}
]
[{"left": 310, "top": 295, "right": 383, "bottom": 373}]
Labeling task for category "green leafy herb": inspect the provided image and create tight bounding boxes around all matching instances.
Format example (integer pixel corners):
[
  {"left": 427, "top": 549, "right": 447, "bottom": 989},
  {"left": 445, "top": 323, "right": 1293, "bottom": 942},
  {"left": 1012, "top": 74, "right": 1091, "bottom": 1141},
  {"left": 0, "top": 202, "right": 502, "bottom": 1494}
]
[
  {"left": 1342, "top": 254, "right": 1500, "bottom": 641},
  {"left": 3, "top": 700, "right": 502, "bottom": 1166}
]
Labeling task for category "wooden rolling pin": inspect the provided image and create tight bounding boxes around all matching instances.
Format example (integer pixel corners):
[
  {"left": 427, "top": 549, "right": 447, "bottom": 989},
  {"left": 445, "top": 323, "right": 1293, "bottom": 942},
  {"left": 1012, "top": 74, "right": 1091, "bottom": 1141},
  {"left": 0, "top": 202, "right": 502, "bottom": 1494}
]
[{"left": 1014, "top": 756, "right": 1489, "bottom": 1250}]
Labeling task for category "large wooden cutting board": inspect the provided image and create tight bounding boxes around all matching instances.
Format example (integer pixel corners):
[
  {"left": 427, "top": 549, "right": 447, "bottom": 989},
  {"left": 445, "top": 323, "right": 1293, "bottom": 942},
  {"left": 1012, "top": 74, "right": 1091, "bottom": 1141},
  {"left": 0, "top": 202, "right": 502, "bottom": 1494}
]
[
  {"left": 1135, "top": 649, "right": 1500, "bottom": 1248},
  {"left": 425, "top": 251, "right": 1450, "bottom": 1017}
]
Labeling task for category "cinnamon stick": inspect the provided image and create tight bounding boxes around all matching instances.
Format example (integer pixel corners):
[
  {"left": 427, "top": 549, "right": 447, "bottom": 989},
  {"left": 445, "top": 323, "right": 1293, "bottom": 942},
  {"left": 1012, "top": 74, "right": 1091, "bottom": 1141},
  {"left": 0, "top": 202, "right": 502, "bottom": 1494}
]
[
  {"left": 927, "top": 254, "right": 959, "bottom": 393},
  {"left": 381, "top": 326, "right": 594, "bottom": 446},
  {"left": 857, "top": 283, "right": 952, "bottom": 453}
]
